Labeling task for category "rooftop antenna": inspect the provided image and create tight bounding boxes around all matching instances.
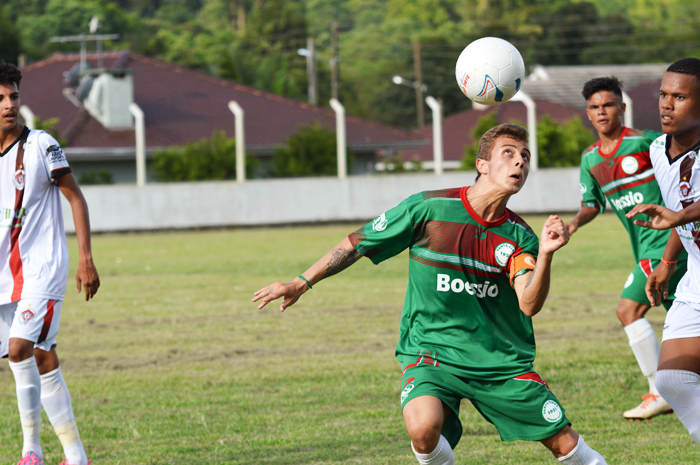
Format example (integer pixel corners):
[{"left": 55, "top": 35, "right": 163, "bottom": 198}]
[{"left": 50, "top": 16, "right": 119, "bottom": 73}]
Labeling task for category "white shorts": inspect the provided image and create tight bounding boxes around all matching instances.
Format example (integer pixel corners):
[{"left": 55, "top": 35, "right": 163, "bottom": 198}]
[
  {"left": 0, "top": 298, "right": 62, "bottom": 357},
  {"left": 662, "top": 300, "right": 700, "bottom": 342}
]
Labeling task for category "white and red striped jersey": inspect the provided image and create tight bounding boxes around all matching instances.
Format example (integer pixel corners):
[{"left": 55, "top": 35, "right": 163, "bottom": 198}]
[
  {"left": 649, "top": 134, "right": 700, "bottom": 304},
  {"left": 0, "top": 127, "right": 71, "bottom": 304}
]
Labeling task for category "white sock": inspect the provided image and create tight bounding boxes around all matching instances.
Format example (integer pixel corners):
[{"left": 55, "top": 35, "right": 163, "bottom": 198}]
[
  {"left": 411, "top": 435, "right": 454, "bottom": 465},
  {"left": 9, "top": 357, "right": 43, "bottom": 457},
  {"left": 656, "top": 369, "right": 700, "bottom": 444},
  {"left": 41, "top": 367, "right": 88, "bottom": 465},
  {"left": 557, "top": 435, "right": 607, "bottom": 464},
  {"left": 624, "top": 318, "right": 661, "bottom": 394}
]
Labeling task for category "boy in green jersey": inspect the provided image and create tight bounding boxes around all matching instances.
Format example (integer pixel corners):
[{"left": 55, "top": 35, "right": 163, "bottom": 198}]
[
  {"left": 565, "top": 76, "right": 687, "bottom": 420},
  {"left": 255, "top": 124, "right": 607, "bottom": 465}
]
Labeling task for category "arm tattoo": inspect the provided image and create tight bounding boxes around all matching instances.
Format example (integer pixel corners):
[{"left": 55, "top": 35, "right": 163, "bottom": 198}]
[
  {"left": 524, "top": 265, "right": 537, "bottom": 289},
  {"left": 324, "top": 247, "right": 362, "bottom": 278}
]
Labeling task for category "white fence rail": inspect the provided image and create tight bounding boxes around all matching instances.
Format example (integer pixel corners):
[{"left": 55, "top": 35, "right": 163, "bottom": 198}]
[{"left": 63, "top": 168, "right": 583, "bottom": 233}]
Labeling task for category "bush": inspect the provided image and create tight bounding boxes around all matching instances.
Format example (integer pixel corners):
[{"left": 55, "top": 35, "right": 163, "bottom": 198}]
[
  {"left": 461, "top": 113, "right": 595, "bottom": 170},
  {"left": 272, "top": 122, "right": 352, "bottom": 177},
  {"left": 79, "top": 169, "right": 114, "bottom": 185},
  {"left": 152, "top": 130, "right": 256, "bottom": 182}
]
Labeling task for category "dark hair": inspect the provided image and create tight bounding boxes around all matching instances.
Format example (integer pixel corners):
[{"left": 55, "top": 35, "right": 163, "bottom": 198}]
[
  {"left": 582, "top": 76, "right": 623, "bottom": 102},
  {"left": 475, "top": 124, "right": 528, "bottom": 180},
  {"left": 0, "top": 61, "right": 22, "bottom": 89},
  {"left": 667, "top": 58, "right": 700, "bottom": 91}
]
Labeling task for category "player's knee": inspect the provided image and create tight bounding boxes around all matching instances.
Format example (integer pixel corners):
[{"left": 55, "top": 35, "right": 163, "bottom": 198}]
[
  {"left": 8, "top": 338, "right": 34, "bottom": 363},
  {"left": 407, "top": 421, "right": 442, "bottom": 454}
]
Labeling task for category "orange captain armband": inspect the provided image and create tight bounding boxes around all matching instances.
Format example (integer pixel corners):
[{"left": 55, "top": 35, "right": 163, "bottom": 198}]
[{"left": 509, "top": 253, "right": 537, "bottom": 288}]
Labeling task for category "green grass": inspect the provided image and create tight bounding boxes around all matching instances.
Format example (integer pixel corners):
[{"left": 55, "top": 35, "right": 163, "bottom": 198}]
[{"left": 0, "top": 214, "right": 697, "bottom": 464}]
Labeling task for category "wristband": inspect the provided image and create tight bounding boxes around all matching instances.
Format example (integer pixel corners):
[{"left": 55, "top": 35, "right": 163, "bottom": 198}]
[
  {"left": 298, "top": 275, "right": 313, "bottom": 290},
  {"left": 660, "top": 258, "right": 677, "bottom": 267}
]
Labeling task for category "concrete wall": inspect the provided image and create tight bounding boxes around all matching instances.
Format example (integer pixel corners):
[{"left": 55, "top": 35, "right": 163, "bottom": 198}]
[{"left": 62, "top": 168, "right": 583, "bottom": 233}]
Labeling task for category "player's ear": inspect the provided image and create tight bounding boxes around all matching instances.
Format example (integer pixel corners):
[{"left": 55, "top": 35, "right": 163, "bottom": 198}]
[
  {"left": 619, "top": 101, "right": 626, "bottom": 116},
  {"left": 475, "top": 157, "right": 488, "bottom": 177}
]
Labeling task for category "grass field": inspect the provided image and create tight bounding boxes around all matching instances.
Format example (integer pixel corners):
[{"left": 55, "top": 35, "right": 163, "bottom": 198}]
[{"left": 0, "top": 213, "right": 698, "bottom": 464}]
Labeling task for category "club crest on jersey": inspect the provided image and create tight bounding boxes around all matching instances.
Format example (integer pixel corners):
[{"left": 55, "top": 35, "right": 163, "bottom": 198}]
[
  {"left": 542, "top": 400, "right": 563, "bottom": 423},
  {"left": 680, "top": 181, "right": 693, "bottom": 199},
  {"left": 19, "top": 310, "right": 34, "bottom": 324},
  {"left": 579, "top": 183, "right": 587, "bottom": 194},
  {"left": 495, "top": 243, "right": 516, "bottom": 267},
  {"left": 372, "top": 213, "right": 388, "bottom": 232},
  {"left": 13, "top": 169, "right": 25, "bottom": 190},
  {"left": 621, "top": 156, "right": 639, "bottom": 175}
]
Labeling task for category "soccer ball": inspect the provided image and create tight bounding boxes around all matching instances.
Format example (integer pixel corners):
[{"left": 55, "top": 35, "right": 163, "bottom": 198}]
[{"left": 455, "top": 37, "right": 525, "bottom": 106}]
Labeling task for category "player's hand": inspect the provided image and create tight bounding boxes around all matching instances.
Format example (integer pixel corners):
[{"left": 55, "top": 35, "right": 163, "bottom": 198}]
[
  {"left": 76, "top": 256, "right": 100, "bottom": 301},
  {"left": 253, "top": 280, "right": 306, "bottom": 312},
  {"left": 539, "top": 215, "right": 570, "bottom": 255},
  {"left": 626, "top": 203, "right": 681, "bottom": 230},
  {"left": 645, "top": 262, "right": 675, "bottom": 306}
]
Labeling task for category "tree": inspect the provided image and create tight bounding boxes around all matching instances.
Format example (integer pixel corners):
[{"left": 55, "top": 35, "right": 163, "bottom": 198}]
[
  {"left": 273, "top": 122, "right": 351, "bottom": 177},
  {"left": 0, "top": 6, "right": 21, "bottom": 64}
]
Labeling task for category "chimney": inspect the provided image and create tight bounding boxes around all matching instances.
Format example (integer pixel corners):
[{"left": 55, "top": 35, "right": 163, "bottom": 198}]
[{"left": 83, "top": 68, "right": 135, "bottom": 130}]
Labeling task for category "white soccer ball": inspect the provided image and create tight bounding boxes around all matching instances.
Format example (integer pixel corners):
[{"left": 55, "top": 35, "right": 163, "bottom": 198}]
[{"left": 455, "top": 37, "right": 525, "bottom": 106}]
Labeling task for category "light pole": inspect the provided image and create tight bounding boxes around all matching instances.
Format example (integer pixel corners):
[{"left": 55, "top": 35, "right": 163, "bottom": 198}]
[
  {"left": 392, "top": 75, "right": 427, "bottom": 129},
  {"left": 297, "top": 38, "right": 317, "bottom": 106}
]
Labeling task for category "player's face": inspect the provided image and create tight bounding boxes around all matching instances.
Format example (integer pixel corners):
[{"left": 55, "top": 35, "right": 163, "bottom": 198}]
[
  {"left": 659, "top": 72, "right": 700, "bottom": 137},
  {"left": 482, "top": 136, "right": 530, "bottom": 194},
  {"left": 0, "top": 82, "right": 20, "bottom": 132},
  {"left": 585, "top": 91, "right": 624, "bottom": 137}
]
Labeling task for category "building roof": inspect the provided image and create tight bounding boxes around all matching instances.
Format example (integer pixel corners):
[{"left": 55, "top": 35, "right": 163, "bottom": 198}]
[
  {"left": 521, "top": 64, "right": 668, "bottom": 109},
  {"left": 405, "top": 98, "right": 590, "bottom": 164},
  {"left": 20, "top": 51, "right": 425, "bottom": 155}
]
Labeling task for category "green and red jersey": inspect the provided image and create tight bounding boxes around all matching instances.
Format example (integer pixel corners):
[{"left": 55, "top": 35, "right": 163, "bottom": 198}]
[
  {"left": 348, "top": 187, "right": 540, "bottom": 381},
  {"left": 580, "top": 127, "right": 682, "bottom": 262}
]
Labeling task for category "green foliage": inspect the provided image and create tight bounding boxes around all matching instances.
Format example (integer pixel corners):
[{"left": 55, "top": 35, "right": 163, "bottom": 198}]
[
  {"left": 32, "top": 116, "right": 68, "bottom": 147},
  {"left": 273, "top": 122, "right": 352, "bottom": 177},
  {"left": 78, "top": 168, "right": 114, "bottom": 185},
  {"left": 461, "top": 112, "right": 499, "bottom": 171},
  {"left": 536, "top": 115, "right": 596, "bottom": 168},
  {"left": 152, "top": 130, "right": 255, "bottom": 181},
  {"left": 461, "top": 113, "right": 595, "bottom": 170},
  {"left": 380, "top": 153, "right": 423, "bottom": 173},
  {"left": 0, "top": 6, "right": 21, "bottom": 64}
]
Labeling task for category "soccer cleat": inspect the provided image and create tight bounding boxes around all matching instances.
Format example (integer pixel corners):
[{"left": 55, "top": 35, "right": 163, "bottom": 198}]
[
  {"left": 623, "top": 393, "right": 673, "bottom": 420},
  {"left": 17, "top": 451, "right": 44, "bottom": 465},
  {"left": 58, "top": 461, "right": 90, "bottom": 465}
]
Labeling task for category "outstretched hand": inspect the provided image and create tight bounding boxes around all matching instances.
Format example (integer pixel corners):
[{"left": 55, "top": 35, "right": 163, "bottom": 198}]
[
  {"left": 252, "top": 280, "right": 306, "bottom": 312},
  {"left": 626, "top": 203, "right": 680, "bottom": 230},
  {"left": 645, "top": 262, "right": 675, "bottom": 307},
  {"left": 540, "top": 215, "right": 570, "bottom": 255}
]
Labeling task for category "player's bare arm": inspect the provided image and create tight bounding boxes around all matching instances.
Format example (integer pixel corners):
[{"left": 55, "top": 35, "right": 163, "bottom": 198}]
[
  {"left": 565, "top": 203, "right": 599, "bottom": 235},
  {"left": 57, "top": 172, "right": 100, "bottom": 300},
  {"left": 253, "top": 236, "right": 362, "bottom": 312},
  {"left": 644, "top": 228, "right": 684, "bottom": 306},
  {"left": 514, "top": 215, "right": 570, "bottom": 316}
]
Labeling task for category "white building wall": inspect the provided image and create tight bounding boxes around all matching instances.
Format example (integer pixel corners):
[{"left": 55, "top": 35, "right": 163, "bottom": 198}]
[{"left": 62, "top": 168, "right": 584, "bottom": 233}]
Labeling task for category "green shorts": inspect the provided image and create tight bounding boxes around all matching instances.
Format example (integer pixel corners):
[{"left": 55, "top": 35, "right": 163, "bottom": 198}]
[
  {"left": 620, "top": 258, "right": 687, "bottom": 310},
  {"left": 400, "top": 363, "right": 571, "bottom": 449}
]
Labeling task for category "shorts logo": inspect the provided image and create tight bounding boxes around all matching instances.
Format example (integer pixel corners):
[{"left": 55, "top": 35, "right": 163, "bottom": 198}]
[
  {"left": 13, "top": 169, "right": 25, "bottom": 190},
  {"left": 542, "top": 400, "right": 562, "bottom": 423},
  {"left": 624, "top": 272, "right": 634, "bottom": 288},
  {"left": 579, "top": 183, "right": 587, "bottom": 194},
  {"left": 20, "top": 310, "right": 34, "bottom": 324},
  {"left": 621, "top": 156, "right": 639, "bottom": 175},
  {"left": 372, "top": 213, "right": 388, "bottom": 232},
  {"left": 401, "top": 383, "right": 414, "bottom": 404},
  {"left": 680, "top": 181, "right": 693, "bottom": 199},
  {"left": 495, "top": 243, "right": 516, "bottom": 267}
]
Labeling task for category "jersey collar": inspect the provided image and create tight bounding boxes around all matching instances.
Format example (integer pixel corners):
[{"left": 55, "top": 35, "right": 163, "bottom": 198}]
[
  {"left": 0, "top": 126, "right": 30, "bottom": 158},
  {"left": 460, "top": 186, "right": 509, "bottom": 228},
  {"left": 664, "top": 133, "right": 700, "bottom": 165},
  {"left": 597, "top": 126, "right": 628, "bottom": 158}
]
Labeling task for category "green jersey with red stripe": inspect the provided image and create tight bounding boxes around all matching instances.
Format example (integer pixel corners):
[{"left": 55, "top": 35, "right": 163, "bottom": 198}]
[
  {"left": 580, "top": 127, "right": 677, "bottom": 261},
  {"left": 348, "top": 186, "right": 540, "bottom": 381}
]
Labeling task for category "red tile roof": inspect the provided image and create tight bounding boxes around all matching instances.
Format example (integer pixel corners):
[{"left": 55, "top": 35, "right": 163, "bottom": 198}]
[
  {"left": 20, "top": 51, "right": 424, "bottom": 152},
  {"left": 404, "top": 99, "right": 591, "bottom": 162}
]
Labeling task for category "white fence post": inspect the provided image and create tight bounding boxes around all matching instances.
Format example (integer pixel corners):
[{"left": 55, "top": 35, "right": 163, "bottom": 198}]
[
  {"left": 425, "top": 96, "right": 443, "bottom": 175},
  {"left": 622, "top": 91, "right": 634, "bottom": 129},
  {"left": 330, "top": 98, "right": 347, "bottom": 179},
  {"left": 19, "top": 105, "right": 35, "bottom": 130},
  {"left": 510, "top": 91, "right": 538, "bottom": 171},
  {"left": 128, "top": 103, "right": 146, "bottom": 187},
  {"left": 228, "top": 101, "right": 246, "bottom": 183}
]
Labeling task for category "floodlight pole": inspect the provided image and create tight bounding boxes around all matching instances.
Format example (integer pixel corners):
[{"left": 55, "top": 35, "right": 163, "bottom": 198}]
[
  {"left": 129, "top": 103, "right": 146, "bottom": 186},
  {"left": 425, "top": 96, "right": 443, "bottom": 175},
  {"left": 622, "top": 91, "right": 634, "bottom": 129},
  {"left": 509, "top": 91, "right": 538, "bottom": 171},
  {"left": 228, "top": 101, "right": 246, "bottom": 183},
  {"left": 330, "top": 98, "right": 347, "bottom": 179}
]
